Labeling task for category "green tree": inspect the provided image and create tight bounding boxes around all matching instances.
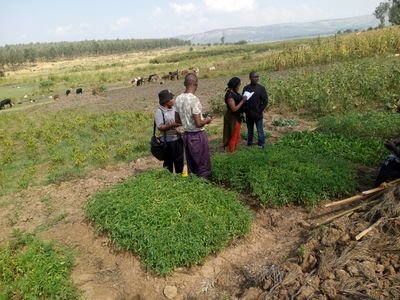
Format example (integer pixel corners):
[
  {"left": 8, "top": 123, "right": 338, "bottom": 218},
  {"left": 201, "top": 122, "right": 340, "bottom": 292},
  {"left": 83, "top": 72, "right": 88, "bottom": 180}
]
[
  {"left": 374, "top": 0, "right": 400, "bottom": 25},
  {"left": 374, "top": 1, "right": 390, "bottom": 27},
  {"left": 389, "top": 0, "right": 400, "bottom": 24}
]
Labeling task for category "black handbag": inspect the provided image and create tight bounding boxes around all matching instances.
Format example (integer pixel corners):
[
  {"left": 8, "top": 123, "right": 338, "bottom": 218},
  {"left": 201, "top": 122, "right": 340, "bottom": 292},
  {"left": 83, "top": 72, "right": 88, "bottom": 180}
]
[{"left": 150, "top": 109, "right": 167, "bottom": 161}]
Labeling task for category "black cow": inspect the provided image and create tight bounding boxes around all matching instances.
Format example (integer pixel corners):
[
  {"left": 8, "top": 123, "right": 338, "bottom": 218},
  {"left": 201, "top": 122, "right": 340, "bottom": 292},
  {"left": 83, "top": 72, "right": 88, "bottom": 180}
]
[
  {"left": 0, "top": 98, "right": 13, "bottom": 110},
  {"left": 66, "top": 89, "right": 71, "bottom": 96},
  {"left": 76, "top": 88, "right": 83, "bottom": 94}
]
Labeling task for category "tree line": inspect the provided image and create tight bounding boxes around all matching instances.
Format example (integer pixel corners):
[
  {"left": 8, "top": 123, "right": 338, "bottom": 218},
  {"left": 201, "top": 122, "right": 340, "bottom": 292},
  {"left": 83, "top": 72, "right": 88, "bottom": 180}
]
[
  {"left": 374, "top": 0, "right": 400, "bottom": 27},
  {"left": 0, "top": 38, "right": 190, "bottom": 68}
]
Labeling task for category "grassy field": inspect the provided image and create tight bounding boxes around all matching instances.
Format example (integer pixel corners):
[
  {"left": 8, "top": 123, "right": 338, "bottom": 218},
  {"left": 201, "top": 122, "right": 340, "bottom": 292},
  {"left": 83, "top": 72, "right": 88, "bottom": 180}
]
[{"left": 1, "top": 26, "right": 400, "bottom": 297}]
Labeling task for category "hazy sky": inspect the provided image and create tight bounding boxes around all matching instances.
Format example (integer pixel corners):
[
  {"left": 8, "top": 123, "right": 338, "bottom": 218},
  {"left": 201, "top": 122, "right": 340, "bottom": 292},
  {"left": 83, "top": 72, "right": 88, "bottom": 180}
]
[{"left": 0, "top": 0, "right": 382, "bottom": 46}]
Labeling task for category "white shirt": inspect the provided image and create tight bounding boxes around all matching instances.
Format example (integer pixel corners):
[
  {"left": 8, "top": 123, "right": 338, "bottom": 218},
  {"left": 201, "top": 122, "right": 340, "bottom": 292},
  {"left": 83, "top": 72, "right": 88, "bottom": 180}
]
[{"left": 175, "top": 93, "right": 204, "bottom": 132}]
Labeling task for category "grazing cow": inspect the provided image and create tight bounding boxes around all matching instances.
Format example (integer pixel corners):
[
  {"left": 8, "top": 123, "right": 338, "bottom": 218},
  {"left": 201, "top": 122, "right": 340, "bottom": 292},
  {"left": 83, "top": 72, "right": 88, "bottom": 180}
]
[
  {"left": 66, "top": 89, "right": 71, "bottom": 96},
  {"left": 76, "top": 88, "right": 83, "bottom": 94},
  {"left": 137, "top": 77, "right": 145, "bottom": 86},
  {"left": 169, "top": 70, "right": 179, "bottom": 80},
  {"left": 0, "top": 98, "right": 13, "bottom": 110},
  {"left": 148, "top": 74, "right": 159, "bottom": 83},
  {"left": 161, "top": 74, "right": 170, "bottom": 81},
  {"left": 131, "top": 77, "right": 145, "bottom": 86},
  {"left": 181, "top": 67, "right": 199, "bottom": 76},
  {"left": 208, "top": 66, "right": 216, "bottom": 71}
]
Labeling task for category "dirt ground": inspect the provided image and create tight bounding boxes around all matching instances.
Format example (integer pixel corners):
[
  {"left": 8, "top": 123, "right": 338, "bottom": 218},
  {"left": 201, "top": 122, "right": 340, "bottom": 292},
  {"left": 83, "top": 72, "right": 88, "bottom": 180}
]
[{"left": 2, "top": 77, "right": 394, "bottom": 300}]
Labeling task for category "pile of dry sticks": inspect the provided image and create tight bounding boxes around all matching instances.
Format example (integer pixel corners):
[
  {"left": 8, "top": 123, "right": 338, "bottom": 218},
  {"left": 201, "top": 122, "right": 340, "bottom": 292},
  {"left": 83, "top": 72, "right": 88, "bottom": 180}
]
[{"left": 311, "top": 178, "right": 400, "bottom": 240}]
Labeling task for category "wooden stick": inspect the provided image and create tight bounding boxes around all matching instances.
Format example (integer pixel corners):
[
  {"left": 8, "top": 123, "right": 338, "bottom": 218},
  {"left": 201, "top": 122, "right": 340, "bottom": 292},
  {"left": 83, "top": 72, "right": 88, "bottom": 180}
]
[
  {"left": 324, "top": 194, "right": 364, "bottom": 208},
  {"left": 355, "top": 219, "right": 383, "bottom": 241},
  {"left": 313, "top": 200, "right": 379, "bottom": 228},
  {"left": 362, "top": 178, "right": 400, "bottom": 195},
  {"left": 325, "top": 178, "right": 400, "bottom": 208}
]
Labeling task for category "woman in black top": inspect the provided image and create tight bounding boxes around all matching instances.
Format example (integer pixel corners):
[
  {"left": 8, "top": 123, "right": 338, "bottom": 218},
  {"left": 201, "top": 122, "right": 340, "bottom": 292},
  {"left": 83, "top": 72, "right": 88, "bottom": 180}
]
[{"left": 223, "top": 77, "right": 247, "bottom": 152}]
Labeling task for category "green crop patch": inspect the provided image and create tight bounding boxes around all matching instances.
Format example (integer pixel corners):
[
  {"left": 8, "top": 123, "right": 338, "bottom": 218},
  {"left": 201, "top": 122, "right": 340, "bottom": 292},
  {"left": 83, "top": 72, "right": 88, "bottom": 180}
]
[
  {"left": 276, "top": 131, "right": 384, "bottom": 166},
  {"left": 0, "top": 110, "right": 153, "bottom": 196},
  {"left": 0, "top": 232, "right": 78, "bottom": 299},
  {"left": 85, "top": 170, "right": 252, "bottom": 275},
  {"left": 318, "top": 111, "right": 400, "bottom": 140},
  {"left": 212, "top": 146, "right": 357, "bottom": 206}
]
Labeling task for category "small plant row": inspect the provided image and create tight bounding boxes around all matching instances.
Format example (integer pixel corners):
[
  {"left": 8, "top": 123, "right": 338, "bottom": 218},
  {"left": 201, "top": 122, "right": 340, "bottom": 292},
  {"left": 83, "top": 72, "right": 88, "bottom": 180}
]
[
  {"left": 85, "top": 170, "right": 252, "bottom": 275},
  {"left": 212, "top": 111, "right": 397, "bottom": 206},
  {"left": 0, "top": 231, "right": 78, "bottom": 299},
  {"left": 0, "top": 110, "right": 153, "bottom": 196}
]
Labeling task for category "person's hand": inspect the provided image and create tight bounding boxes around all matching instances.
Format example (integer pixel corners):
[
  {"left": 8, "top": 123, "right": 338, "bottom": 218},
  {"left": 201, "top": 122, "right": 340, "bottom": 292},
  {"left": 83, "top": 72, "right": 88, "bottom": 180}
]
[
  {"left": 243, "top": 96, "right": 248, "bottom": 101},
  {"left": 205, "top": 116, "right": 212, "bottom": 125}
]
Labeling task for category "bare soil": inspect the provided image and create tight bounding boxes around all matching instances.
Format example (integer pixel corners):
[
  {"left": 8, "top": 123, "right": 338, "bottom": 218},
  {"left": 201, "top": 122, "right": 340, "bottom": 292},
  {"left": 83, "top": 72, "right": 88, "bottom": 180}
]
[{"left": 2, "top": 77, "right": 396, "bottom": 300}]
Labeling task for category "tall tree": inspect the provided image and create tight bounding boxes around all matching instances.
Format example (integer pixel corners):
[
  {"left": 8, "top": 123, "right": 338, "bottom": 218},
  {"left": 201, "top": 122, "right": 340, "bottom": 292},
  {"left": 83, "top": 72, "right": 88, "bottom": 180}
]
[
  {"left": 389, "top": 0, "right": 400, "bottom": 24},
  {"left": 374, "top": 2, "right": 390, "bottom": 27},
  {"left": 375, "top": 0, "right": 400, "bottom": 25}
]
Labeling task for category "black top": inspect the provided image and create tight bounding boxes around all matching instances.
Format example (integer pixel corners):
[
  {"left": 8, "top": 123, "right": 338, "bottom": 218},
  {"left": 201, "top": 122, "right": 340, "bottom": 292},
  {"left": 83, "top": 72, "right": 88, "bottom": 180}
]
[
  {"left": 224, "top": 90, "right": 244, "bottom": 120},
  {"left": 242, "top": 83, "right": 268, "bottom": 119}
]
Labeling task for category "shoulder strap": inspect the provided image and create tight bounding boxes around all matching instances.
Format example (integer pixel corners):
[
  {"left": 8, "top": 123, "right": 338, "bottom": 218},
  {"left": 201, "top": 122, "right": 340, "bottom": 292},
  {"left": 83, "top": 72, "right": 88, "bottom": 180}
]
[{"left": 153, "top": 108, "right": 167, "bottom": 138}]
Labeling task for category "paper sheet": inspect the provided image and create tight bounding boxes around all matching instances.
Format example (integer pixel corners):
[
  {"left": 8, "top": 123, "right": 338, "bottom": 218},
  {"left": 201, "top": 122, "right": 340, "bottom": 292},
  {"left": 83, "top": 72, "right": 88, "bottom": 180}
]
[{"left": 243, "top": 91, "right": 254, "bottom": 100}]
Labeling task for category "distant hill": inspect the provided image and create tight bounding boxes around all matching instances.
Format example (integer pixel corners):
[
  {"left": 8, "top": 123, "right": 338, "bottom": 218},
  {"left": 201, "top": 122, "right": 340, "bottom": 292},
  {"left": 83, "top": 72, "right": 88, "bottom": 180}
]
[{"left": 177, "top": 15, "right": 380, "bottom": 44}]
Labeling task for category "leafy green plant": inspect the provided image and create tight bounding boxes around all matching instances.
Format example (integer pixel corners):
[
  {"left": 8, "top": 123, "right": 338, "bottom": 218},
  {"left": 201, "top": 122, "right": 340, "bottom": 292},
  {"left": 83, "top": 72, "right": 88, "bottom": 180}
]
[
  {"left": 272, "top": 117, "right": 297, "bottom": 127},
  {"left": 212, "top": 138, "right": 358, "bottom": 206},
  {"left": 0, "top": 231, "right": 78, "bottom": 299},
  {"left": 85, "top": 170, "right": 252, "bottom": 275},
  {"left": 318, "top": 111, "right": 400, "bottom": 139}
]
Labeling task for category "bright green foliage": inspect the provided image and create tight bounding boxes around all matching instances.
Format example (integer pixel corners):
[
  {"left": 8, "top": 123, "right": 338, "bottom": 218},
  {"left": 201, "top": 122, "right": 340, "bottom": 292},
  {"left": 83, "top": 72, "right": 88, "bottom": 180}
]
[
  {"left": 271, "top": 118, "right": 298, "bottom": 127},
  {"left": 85, "top": 170, "right": 252, "bottom": 275},
  {"left": 267, "top": 57, "right": 400, "bottom": 115},
  {"left": 0, "top": 232, "right": 78, "bottom": 299},
  {"left": 212, "top": 146, "right": 357, "bottom": 206},
  {"left": 0, "top": 110, "right": 152, "bottom": 195},
  {"left": 276, "top": 132, "right": 384, "bottom": 166},
  {"left": 318, "top": 111, "right": 400, "bottom": 139}
]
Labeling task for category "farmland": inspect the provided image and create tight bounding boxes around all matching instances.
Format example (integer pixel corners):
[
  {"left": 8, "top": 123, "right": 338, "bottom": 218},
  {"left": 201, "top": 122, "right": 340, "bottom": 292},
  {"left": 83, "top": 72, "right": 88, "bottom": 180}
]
[{"left": 1, "top": 26, "right": 400, "bottom": 299}]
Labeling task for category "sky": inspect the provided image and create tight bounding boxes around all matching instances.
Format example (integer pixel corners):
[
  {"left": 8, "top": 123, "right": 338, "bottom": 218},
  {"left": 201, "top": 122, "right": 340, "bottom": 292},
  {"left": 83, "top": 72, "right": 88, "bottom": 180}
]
[{"left": 0, "top": 0, "right": 383, "bottom": 46}]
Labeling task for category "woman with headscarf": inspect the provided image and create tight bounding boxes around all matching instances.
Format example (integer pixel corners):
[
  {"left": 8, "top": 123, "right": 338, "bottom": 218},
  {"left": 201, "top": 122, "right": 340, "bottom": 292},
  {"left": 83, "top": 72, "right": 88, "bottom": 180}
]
[{"left": 223, "top": 77, "right": 247, "bottom": 152}]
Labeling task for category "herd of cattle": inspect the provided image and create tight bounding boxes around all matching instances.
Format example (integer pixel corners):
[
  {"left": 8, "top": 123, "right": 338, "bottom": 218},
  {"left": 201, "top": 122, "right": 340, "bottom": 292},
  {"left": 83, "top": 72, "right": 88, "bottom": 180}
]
[
  {"left": 0, "top": 66, "right": 214, "bottom": 110},
  {"left": 131, "top": 67, "right": 201, "bottom": 87}
]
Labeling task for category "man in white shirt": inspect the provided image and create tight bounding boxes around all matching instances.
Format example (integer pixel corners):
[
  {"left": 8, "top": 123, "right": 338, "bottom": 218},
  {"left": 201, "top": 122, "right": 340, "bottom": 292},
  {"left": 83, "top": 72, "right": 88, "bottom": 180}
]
[{"left": 175, "top": 73, "right": 212, "bottom": 179}]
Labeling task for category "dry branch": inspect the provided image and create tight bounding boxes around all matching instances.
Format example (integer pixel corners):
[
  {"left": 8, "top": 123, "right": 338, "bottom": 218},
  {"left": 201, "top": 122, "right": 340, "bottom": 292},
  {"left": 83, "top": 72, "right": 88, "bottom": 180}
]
[
  {"left": 355, "top": 219, "right": 383, "bottom": 241},
  {"left": 312, "top": 200, "right": 380, "bottom": 228},
  {"left": 325, "top": 178, "right": 400, "bottom": 208}
]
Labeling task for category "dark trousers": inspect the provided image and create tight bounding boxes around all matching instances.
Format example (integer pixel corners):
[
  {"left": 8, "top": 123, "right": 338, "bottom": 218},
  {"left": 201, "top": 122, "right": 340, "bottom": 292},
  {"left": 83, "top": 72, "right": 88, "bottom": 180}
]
[
  {"left": 163, "top": 139, "right": 184, "bottom": 174},
  {"left": 183, "top": 131, "right": 211, "bottom": 179},
  {"left": 246, "top": 116, "right": 265, "bottom": 146}
]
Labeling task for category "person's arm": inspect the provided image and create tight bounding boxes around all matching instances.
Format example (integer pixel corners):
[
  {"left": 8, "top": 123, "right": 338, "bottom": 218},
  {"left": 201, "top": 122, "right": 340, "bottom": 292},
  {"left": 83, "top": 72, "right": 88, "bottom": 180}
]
[
  {"left": 260, "top": 86, "right": 268, "bottom": 110},
  {"left": 175, "top": 111, "right": 182, "bottom": 125},
  {"left": 227, "top": 96, "right": 245, "bottom": 113},
  {"left": 384, "top": 140, "right": 400, "bottom": 157},
  {"left": 158, "top": 122, "right": 180, "bottom": 131},
  {"left": 156, "top": 110, "right": 180, "bottom": 132},
  {"left": 193, "top": 113, "right": 211, "bottom": 128}
]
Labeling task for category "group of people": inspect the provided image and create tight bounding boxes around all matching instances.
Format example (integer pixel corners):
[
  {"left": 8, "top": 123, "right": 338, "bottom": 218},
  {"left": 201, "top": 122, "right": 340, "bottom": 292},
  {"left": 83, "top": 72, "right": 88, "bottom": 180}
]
[
  {"left": 155, "top": 70, "right": 400, "bottom": 187},
  {"left": 154, "top": 71, "right": 268, "bottom": 179}
]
